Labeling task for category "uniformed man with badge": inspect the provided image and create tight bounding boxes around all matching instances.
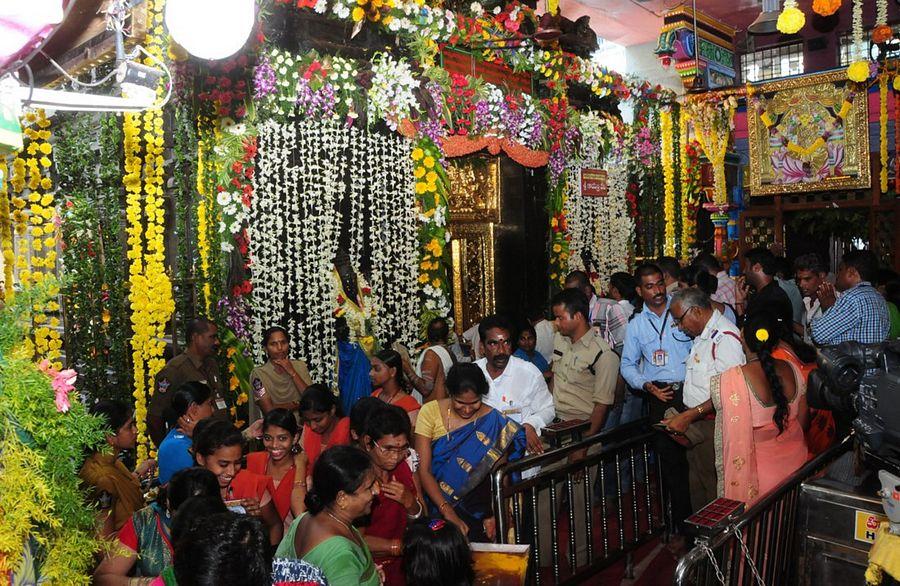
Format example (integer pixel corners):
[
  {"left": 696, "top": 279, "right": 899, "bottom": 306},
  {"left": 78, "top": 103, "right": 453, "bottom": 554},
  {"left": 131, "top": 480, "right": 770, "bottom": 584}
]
[
  {"left": 663, "top": 287, "right": 745, "bottom": 512},
  {"left": 147, "top": 318, "right": 230, "bottom": 446},
  {"left": 550, "top": 288, "right": 620, "bottom": 444}
]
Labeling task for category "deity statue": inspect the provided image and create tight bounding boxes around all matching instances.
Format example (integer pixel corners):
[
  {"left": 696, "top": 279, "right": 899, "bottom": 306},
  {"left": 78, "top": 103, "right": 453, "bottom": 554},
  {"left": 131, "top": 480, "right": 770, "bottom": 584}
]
[{"left": 332, "top": 247, "right": 376, "bottom": 355}]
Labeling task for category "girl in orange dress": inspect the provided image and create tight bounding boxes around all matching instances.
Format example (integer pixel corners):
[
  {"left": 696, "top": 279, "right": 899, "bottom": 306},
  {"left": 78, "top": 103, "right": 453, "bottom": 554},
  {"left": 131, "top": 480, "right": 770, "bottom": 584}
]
[
  {"left": 246, "top": 408, "right": 308, "bottom": 534},
  {"left": 300, "top": 384, "right": 351, "bottom": 482},
  {"left": 370, "top": 349, "right": 421, "bottom": 426},
  {"left": 192, "top": 419, "right": 283, "bottom": 546}
]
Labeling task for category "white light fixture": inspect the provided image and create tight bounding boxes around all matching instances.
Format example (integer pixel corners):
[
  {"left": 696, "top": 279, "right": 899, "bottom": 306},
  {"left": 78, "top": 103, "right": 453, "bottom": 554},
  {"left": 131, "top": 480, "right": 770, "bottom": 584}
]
[
  {"left": 13, "top": 84, "right": 153, "bottom": 112},
  {"left": 165, "top": 0, "right": 256, "bottom": 61},
  {"left": 748, "top": 0, "right": 781, "bottom": 35}
]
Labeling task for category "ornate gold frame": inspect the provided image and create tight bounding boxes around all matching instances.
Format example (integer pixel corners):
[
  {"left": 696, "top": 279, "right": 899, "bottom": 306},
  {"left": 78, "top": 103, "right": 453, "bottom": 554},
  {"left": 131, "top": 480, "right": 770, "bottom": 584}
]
[
  {"left": 450, "top": 223, "right": 496, "bottom": 334},
  {"left": 747, "top": 70, "right": 871, "bottom": 196},
  {"left": 445, "top": 156, "right": 501, "bottom": 223}
]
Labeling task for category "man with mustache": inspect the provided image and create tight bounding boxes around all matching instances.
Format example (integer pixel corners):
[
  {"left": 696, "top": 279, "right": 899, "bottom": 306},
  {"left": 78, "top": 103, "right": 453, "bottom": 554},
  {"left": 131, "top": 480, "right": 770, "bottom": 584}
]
[
  {"left": 475, "top": 314, "right": 554, "bottom": 456},
  {"left": 148, "top": 318, "right": 231, "bottom": 446},
  {"left": 620, "top": 263, "right": 694, "bottom": 541}
]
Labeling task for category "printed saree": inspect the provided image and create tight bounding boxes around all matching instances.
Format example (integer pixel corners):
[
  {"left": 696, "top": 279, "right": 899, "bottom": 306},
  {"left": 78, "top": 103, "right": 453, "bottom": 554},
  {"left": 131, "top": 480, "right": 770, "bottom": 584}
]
[{"left": 429, "top": 408, "right": 526, "bottom": 519}]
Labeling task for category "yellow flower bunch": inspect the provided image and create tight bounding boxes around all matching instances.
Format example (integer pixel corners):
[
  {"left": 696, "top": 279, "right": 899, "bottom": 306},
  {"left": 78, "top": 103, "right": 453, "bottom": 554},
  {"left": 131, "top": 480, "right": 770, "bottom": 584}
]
[
  {"left": 880, "top": 74, "right": 889, "bottom": 193},
  {"left": 352, "top": 0, "right": 395, "bottom": 23},
  {"left": 679, "top": 111, "right": 694, "bottom": 260},
  {"left": 412, "top": 145, "right": 444, "bottom": 288},
  {"left": 9, "top": 109, "right": 62, "bottom": 365},
  {"left": 127, "top": 0, "right": 174, "bottom": 463},
  {"left": 660, "top": 109, "right": 676, "bottom": 257},
  {"left": 0, "top": 160, "right": 12, "bottom": 298},
  {"left": 196, "top": 131, "right": 213, "bottom": 314},
  {"left": 688, "top": 101, "right": 733, "bottom": 205}
]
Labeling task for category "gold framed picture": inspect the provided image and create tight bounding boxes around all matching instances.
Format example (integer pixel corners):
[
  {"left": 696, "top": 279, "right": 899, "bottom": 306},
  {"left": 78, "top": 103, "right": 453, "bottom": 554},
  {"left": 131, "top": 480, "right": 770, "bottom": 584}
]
[{"left": 747, "top": 70, "right": 871, "bottom": 196}]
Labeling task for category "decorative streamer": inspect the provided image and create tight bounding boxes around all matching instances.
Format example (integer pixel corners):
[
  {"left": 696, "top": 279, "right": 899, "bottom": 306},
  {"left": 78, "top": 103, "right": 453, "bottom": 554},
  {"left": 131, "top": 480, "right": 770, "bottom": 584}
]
[
  {"left": 660, "top": 108, "right": 676, "bottom": 256},
  {"left": 881, "top": 74, "right": 889, "bottom": 193},
  {"left": 679, "top": 109, "right": 693, "bottom": 260}
]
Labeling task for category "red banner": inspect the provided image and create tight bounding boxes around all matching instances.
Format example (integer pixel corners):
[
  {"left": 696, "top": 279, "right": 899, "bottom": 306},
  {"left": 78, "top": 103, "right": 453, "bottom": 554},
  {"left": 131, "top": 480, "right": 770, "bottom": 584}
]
[{"left": 580, "top": 168, "right": 608, "bottom": 197}]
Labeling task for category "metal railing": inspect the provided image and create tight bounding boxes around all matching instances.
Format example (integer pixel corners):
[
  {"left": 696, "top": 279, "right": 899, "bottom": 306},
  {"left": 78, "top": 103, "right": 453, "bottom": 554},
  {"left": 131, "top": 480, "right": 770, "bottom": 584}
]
[
  {"left": 491, "top": 418, "right": 665, "bottom": 585},
  {"left": 673, "top": 434, "right": 854, "bottom": 586}
]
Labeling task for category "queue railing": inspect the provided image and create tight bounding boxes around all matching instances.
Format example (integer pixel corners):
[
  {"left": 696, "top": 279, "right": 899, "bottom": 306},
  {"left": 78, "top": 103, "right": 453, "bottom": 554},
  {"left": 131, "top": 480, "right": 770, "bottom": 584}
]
[
  {"left": 491, "top": 418, "right": 666, "bottom": 585},
  {"left": 672, "top": 433, "right": 854, "bottom": 586}
]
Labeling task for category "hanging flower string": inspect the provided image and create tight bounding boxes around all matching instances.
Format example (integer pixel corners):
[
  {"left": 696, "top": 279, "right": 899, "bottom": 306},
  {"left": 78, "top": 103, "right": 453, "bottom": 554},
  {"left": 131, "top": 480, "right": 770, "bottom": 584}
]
[
  {"left": 881, "top": 74, "right": 889, "bottom": 193},
  {"left": 125, "top": 0, "right": 173, "bottom": 462},
  {"left": 689, "top": 99, "right": 734, "bottom": 206},
  {"left": 660, "top": 108, "right": 676, "bottom": 256},
  {"left": 847, "top": 0, "right": 868, "bottom": 82},
  {"left": 0, "top": 159, "right": 12, "bottom": 298}
]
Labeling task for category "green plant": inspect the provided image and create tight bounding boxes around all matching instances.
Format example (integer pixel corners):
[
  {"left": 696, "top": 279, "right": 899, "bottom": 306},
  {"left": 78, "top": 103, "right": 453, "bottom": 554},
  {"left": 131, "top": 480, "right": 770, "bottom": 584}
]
[{"left": 0, "top": 280, "right": 108, "bottom": 582}]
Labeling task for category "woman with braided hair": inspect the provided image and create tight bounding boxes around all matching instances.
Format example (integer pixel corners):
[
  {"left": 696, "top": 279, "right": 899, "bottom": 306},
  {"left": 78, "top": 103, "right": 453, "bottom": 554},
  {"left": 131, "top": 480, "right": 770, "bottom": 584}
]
[{"left": 710, "top": 309, "right": 809, "bottom": 505}]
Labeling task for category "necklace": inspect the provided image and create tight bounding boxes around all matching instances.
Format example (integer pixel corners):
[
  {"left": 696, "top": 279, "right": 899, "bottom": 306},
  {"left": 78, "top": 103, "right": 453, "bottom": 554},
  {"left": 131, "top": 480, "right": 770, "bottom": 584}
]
[
  {"left": 325, "top": 510, "right": 362, "bottom": 547},
  {"left": 446, "top": 404, "right": 479, "bottom": 441}
]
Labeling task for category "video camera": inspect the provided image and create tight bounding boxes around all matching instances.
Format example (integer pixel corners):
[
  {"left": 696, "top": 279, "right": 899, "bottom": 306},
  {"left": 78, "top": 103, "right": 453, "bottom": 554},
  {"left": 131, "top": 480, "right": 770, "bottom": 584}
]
[{"left": 807, "top": 340, "right": 900, "bottom": 474}]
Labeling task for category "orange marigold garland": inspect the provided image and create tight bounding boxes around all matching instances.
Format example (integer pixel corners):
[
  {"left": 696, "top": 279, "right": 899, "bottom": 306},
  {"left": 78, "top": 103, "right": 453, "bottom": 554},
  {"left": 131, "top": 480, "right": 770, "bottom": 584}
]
[{"left": 812, "top": 0, "right": 840, "bottom": 17}]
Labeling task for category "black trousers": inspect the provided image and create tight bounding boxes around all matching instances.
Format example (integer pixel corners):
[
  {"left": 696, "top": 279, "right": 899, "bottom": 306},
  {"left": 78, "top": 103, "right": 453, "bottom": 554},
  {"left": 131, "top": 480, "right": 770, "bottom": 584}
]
[{"left": 647, "top": 382, "right": 692, "bottom": 535}]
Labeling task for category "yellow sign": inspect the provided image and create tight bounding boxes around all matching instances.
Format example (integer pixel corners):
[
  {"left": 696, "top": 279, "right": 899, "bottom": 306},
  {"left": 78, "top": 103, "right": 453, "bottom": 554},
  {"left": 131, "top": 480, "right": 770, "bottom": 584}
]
[{"left": 855, "top": 510, "right": 888, "bottom": 544}]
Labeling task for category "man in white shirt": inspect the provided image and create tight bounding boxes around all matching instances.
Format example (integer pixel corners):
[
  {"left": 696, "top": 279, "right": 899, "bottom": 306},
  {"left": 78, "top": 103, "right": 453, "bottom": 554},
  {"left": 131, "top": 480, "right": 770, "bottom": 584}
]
[
  {"left": 794, "top": 253, "right": 830, "bottom": 344},
  {"left": 529, "top": 307, "right": 556, "bottom": 365},
  {"left": 475, "top": 314, "right": 555, "bottom": 455},
  {"left": 664, "top": 287, "right": 746, "bottom": 511}
]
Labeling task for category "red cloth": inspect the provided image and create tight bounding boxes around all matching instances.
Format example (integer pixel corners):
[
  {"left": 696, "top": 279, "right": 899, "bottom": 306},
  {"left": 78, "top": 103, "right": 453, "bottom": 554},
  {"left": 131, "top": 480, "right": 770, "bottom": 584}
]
[
  {"left": 302, "top": 417, "right": 351, "bottom": 473},
  {"left": 368, "top": 461, "right": 416, "bottom": 586},
  {"left": 372, "top": 389, "right": 420, "bottom": 414},
  {"left": 246, "top": 451, "right": 294, "bottom": 520},
  {"left": 227, "top": 469, "right": 270, "bottom": 501}
]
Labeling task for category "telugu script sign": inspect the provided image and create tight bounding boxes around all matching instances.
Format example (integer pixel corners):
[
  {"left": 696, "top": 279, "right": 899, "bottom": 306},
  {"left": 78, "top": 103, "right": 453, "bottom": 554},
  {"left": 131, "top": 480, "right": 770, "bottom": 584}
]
[{"left": 580, "top": 168, "right": 608, "bottom": 197}]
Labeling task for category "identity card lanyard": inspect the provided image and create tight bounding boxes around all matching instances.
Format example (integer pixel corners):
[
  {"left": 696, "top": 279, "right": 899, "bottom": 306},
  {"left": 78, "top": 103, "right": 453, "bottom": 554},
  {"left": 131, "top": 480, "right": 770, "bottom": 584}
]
[{"left": 649, "top": 312, "right": 669, "bottom": 367}]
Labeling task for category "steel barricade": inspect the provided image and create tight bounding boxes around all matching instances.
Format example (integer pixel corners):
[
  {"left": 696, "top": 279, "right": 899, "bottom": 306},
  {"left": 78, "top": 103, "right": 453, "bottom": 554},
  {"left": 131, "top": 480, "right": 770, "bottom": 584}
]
[
  {"left": 491, "top": 418, "right": 666, "bottom": 585},
  {"left": 673, "top": 434, "right": 854, "bottom": 586}
]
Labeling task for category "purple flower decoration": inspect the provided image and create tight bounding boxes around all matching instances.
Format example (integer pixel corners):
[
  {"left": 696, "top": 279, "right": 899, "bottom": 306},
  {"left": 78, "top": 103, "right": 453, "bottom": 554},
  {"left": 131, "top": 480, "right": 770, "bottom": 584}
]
[{"left": 253, "top": 55, "right": 277, "bottom": 100}]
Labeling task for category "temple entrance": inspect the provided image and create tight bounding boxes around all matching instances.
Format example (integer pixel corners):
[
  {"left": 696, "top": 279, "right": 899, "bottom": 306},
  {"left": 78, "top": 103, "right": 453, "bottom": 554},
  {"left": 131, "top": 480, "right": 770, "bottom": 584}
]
[{"left": 447, "top": 155, "right": 549, "bottom": 333}]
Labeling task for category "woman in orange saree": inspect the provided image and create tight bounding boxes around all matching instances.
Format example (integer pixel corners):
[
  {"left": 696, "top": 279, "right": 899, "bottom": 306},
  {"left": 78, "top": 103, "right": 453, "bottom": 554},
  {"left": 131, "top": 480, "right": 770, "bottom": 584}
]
[{"left": 711, "top": 311, "right": 809, "bottom": 505}]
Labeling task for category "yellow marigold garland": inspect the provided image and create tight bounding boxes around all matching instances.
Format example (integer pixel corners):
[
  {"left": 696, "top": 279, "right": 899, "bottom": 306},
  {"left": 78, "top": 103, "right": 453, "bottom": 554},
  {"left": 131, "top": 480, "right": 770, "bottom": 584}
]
[
  {"left": 15, "top": 109, "right": 62, "bottom": 366},
  {"left": 679, "top": 110, "right": 694, "bottom": 260},
  {"left": 660, "top": 108, "right": 676, "bottom": 256},
  {"left": 0, "top": 159, "right": 12, "bottom": 298},
  {"left": 880, "top": 74, "right": 889, "bottom": 193},
  {"left": 196, "top": 127, "right": 212, "bottom": 314},
  {"left": 126, "top": 0, "right": 173, "bottom": 462},
  {"left": 690, "top": 101, "right": 733, "bottom": 205}
]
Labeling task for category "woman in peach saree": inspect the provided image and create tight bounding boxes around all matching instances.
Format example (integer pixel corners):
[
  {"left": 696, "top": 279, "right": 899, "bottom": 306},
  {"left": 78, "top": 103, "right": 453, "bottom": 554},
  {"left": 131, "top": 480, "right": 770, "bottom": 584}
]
[{"left": 711, "top": 311, "right": 809, "bottom": 505}]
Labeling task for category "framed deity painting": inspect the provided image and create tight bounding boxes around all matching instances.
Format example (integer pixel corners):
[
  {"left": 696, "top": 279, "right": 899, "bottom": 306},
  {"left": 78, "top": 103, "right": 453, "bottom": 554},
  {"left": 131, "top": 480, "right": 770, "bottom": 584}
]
[{"left": 747, "top": 70, "right": 871, "bottom": 196}]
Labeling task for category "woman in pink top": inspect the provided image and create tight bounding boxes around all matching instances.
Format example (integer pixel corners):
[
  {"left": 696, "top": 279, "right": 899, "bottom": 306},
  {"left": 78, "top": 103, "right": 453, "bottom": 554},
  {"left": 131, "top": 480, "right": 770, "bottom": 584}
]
[{"left": 711, "top": 310, "right": 809, "bottom": 505}]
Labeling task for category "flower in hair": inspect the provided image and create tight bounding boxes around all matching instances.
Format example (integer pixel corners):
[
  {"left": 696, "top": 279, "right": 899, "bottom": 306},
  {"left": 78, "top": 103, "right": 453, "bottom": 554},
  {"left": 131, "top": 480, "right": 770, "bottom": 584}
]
[
  {"left": 755, "top": 328, "right": 769, "bottom": 343},
  {"left": 429, "top": 519, "right": 446, "bottom": 531}
]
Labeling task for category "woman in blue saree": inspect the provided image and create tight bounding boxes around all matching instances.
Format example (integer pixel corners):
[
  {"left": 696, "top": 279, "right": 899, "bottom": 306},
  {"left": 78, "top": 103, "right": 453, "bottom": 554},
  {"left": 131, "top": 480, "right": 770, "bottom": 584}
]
[{"left": 414, "top": 363, "right": 526, "bottom": 541}]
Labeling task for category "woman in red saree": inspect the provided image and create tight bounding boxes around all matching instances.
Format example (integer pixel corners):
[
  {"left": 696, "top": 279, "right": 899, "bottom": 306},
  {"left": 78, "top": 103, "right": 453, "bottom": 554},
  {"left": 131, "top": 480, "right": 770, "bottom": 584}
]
[
  {"left": 359, "top": 404, "right": 425, "bottom": 586},
  {"left": 370, "top": 349, "right": 421, "bottom": 426},
  {"left": 246, "top": 408, "right": 308, "bottom": 533},
  {"left": 711, "top": 311, "right": 809, "bottom": 506},
  {"left": 192, "top": 419, "right": 283, "bottom": 546},
  {"left": 300, "top": 384, "right": 352, "bottom": 483}
]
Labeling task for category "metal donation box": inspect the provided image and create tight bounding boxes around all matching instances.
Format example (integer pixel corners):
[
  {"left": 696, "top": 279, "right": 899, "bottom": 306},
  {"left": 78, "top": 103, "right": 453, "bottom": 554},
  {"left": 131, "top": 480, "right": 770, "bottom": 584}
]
[{"left": 796, "top": 478, "right": 888, "bottom": 585}]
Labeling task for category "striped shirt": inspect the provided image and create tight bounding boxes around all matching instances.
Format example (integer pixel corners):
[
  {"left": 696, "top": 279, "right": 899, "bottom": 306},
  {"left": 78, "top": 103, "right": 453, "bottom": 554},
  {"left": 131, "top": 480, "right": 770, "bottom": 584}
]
[{"left": 810, "top": 282, "right": 890, "bottom": 345}]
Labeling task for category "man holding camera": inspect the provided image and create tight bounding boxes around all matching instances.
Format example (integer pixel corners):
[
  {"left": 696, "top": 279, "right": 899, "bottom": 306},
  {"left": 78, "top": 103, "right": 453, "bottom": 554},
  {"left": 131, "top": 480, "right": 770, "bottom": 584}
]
[{"left": 620, "top": 263, "right": 694, "bottom": 537}]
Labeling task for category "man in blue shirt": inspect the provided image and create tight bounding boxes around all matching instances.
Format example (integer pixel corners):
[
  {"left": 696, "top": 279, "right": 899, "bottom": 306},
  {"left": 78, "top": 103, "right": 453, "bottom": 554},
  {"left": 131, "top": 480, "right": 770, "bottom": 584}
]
[
  {"left": 812, "top": 249, "right": 890, "bottom": 345},
  {"left": 620, "top": 263, "right": 694, "bottom": 541}
]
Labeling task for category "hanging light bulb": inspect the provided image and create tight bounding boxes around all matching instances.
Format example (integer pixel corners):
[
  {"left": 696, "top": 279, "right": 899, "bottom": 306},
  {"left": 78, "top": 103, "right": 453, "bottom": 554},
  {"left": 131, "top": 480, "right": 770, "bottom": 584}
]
[{"left": 165, "top": 0, "right": 256, "bottom": 61}]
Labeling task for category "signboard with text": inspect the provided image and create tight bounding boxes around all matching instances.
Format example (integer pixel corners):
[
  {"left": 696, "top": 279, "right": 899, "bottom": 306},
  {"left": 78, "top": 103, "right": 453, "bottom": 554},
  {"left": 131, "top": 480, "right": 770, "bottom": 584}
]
[{"left": 580, "top": 168, "right": 608, "bottom": 197}]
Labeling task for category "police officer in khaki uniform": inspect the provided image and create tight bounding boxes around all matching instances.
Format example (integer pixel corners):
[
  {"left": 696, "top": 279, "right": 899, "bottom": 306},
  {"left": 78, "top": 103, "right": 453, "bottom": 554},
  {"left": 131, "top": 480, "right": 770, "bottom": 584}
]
[
  {"left": 147, "top": 318, "right": 230, "bottom": 446},
  {"left": 551, "top": 289, "right": 620, "bottom": 443},
  {"left": 536, "top": 288, "right": 619, "bottom": 564}
]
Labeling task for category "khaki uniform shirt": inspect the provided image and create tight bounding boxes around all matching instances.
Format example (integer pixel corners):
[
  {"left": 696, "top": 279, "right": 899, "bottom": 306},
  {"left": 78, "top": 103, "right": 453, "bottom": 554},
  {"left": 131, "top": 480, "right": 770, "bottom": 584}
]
[
  {"left": 551, "top": 330, "right": 620, "bottom": 421},
  {"left": 248, "top": 359, "right": 312, "bottom": 423},
  {"left": 149, "top": 352, "right": 229, "bottom": 420}
]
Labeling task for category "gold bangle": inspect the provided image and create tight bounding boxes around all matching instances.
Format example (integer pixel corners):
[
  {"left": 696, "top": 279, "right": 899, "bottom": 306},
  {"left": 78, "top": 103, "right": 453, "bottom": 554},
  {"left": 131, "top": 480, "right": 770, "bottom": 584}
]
[
  {"left": 439, "top": 501, "right": 451, "bottom": 511},
  {"left": 696, "top": 404, "right": 705, "bottom": 416}
]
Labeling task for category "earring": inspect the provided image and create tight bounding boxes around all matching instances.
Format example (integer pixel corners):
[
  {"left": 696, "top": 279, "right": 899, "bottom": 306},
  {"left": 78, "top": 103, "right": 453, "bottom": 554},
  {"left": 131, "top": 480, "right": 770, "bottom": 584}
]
[{"left": 291, "top": 444, "right": 299, "bottom": 455}]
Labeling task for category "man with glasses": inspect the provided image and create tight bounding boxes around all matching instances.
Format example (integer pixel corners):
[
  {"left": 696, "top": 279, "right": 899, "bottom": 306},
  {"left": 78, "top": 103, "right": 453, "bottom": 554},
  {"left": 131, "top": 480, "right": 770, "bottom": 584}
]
[
  {"left": 620, "top": 263, "right": 694, "bottom": 543},
  {"left": 475, "top": 314, "right": 555, "bottom": 457},
  {"left": 663, "top": 287, "right": 745, "bottom": 513}
]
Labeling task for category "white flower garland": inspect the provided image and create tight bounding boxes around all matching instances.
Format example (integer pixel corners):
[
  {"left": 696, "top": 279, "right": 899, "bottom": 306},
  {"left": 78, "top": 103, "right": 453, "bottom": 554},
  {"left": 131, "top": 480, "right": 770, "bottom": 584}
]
[
  {"left": 368, "top": 52, "right": 420, "bottom": 130},
  {"left": 252, "top": 118, "right": 421, "bottom": 379},
  {"left": 565, "top": 114, "right": 633, "bottom": 290}
]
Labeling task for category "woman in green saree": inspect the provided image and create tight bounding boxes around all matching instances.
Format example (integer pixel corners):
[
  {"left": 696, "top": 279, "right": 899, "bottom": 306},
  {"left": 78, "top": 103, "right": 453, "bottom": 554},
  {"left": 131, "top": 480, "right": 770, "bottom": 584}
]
[{"left": 276, "top": 445, "right": 382, "bottom": 585}]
